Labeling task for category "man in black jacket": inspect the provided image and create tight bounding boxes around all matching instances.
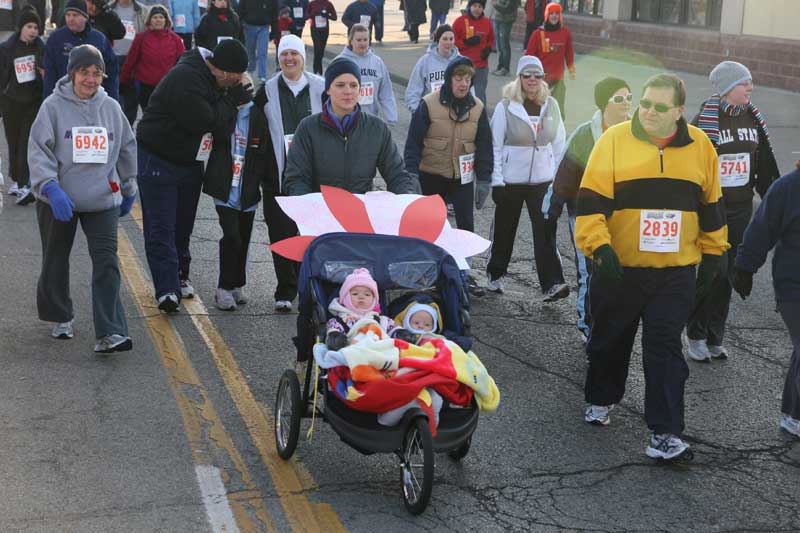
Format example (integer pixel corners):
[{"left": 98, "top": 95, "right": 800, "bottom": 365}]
[
  {"left": 136, "top": 39, "right": 253, "bottom": 312},
  {"left": 238, "top": 0, "right": 277, "bottom": 81}
]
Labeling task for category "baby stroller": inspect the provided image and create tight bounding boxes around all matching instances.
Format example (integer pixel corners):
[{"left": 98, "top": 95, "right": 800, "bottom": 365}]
[{"left": 274, "top": 232, "right": 480, "bottom": 515}]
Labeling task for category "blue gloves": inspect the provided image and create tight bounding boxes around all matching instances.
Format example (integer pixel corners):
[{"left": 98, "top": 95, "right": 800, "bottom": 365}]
[
  {"left": 42, "top": 181, "right": 75, "bottom": 222},
  {"left": 120, "top": 193, "right": 136, "bottom": 217}
]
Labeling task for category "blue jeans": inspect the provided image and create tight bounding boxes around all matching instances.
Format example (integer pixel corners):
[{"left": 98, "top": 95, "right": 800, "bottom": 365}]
[
  {"left": 243, "top": 23, "right": 270, "bottom": 79},
  {"left": 495, "top": 20, "right": 513, "bottom": 71},
  {"left": 137, "top": 147, "right": 204, "bottom": 300},
  {"left": 429, "top": 11, "right": 447, "bottom": 36}
]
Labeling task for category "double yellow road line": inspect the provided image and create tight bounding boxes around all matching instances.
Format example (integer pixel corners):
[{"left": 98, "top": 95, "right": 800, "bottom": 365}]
[{"left": 118, "top": 204, "right": 344, "bottom": 532}]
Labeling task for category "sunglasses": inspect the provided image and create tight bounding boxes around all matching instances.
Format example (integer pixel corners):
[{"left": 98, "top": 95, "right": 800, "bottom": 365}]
[
  {"left": 520, "top": 72, "right": 545, "bottom": 80},
  {"left": 608, "top": 94, "right": 633, "bottom": 104},
  {"left": 639, "top": 99, "right": 675, "bottom": 113}
]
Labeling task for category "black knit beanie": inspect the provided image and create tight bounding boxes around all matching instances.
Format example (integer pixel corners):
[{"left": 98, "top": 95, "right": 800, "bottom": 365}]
[
  {"left": 433, "top": 24, "right": 453, "bottom": 43},
  {"left": 324, "top": 58, "right": 361, "bottom": 92},
  {"left": 594, "top": 76, "right": 631, "bottom": 112},
  {"left": 209, "top": 38, "right": 249, "bottom": 73},
  {"left": 64, "top": 0, "right": 89, "bottom": 18},
  {"left": 17, "top": 4, "right": 42, "bottom": 32}
]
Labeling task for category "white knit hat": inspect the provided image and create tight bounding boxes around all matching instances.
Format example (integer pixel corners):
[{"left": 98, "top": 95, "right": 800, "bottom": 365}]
[
  {"left": 709, "top": 61, "right": 752, "bottom": 96},
  {"left": 516, "top": 55, "right": 544, "bottom": 77},
  {"left": 278, "top": 34, "right": 306, "bottom": 63}
]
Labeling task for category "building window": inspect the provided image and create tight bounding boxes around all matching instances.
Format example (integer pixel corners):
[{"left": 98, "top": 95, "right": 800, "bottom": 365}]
[
  {"left": 633, "top": 0, "right": 721, "bottom": 28},
  {"left": 565, "top": 0, "right": 604, "bottom": 16}
]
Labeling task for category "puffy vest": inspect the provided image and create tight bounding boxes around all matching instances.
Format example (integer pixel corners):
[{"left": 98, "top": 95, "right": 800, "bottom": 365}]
[{"left": 419, "top": 91, "right": 483, "bottom": 180}]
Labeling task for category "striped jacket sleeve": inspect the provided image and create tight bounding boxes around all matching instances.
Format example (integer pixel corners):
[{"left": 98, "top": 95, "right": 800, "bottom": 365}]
[{"left": 574, "top": 130, "right": 615, "bottom": 258}]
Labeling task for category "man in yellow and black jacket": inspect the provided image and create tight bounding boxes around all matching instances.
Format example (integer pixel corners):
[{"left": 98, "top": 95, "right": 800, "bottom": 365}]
[{"left": 575, "top": 73, "right": 729, "bottom": 462}]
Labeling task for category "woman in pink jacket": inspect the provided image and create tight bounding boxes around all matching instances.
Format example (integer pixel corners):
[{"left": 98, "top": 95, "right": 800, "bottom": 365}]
[{"left": 120, "top": 4, "right": 185, "bottom": 110}]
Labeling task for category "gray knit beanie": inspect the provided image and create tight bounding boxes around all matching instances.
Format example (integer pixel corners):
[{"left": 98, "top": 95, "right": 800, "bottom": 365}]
[
  {"left": 68, "top": 44, "right": 105, "bottom": 74},
  {"left": 709, "top": 61, "right": 751, "bottom": 96}
]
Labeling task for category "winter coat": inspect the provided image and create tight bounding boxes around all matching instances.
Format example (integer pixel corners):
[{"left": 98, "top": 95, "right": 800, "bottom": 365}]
[
  {"left": 110, "top": 0, "right": 148, "bottom": 56},
  {"left": 335, "top": 46, "right": 397, "bottom": 124},
  {"left": 307, "top": 0, "right": 336, "bottom": 30},
  {"left": 552, "top": 109, "right": 602, "bottom": 199},
  {"left": 90, "top": 7, "right": 127, "bottom": 41},
  {"left": 0, "top": 32, "right": 44, "bottom": 107},
  {"left": 404, "top": 0, "right": 426, "bottom": 25},
  {"left": 280, "top": 0, "right": 308, "bottom": 31},
  {"left": 0, "top": 0, "right": 24, "bottom": 32},
  {"left": 283, "top": 106, "right": 417, "bottom": 195},
  {"left": 525, "top": 23, "right": 574, "bottom": 82},
  {"left": 136, "top": 47, "right": 238, "bottom": 165},
  {"left": 736, "top": 167, "right": 800, "bottom": 303},
  {"left": 194, "top": 6, "right": 243, "bottom": 49},
  {"left": 490, "top": 96, "right": 565, "bottom": 187},
  {"left": 264, "top": 70, "right": 325, "bottom": 189},
  {"left": 404, "top": 42, "right": 461, "bottom": 112},
  {"left": 238, "top": 0, "right": 278, "bottom": 26},
  {"left": 491, "top": 0, "right": 519, "bottom": 24},
  {"left": 28, "top": 77, "right": 137, "bottom": 212},
  {"left": 428, "top": 0, "right": 449, "bottom": 15},
  {"left": 452, "top": 12, "right": 493, "bottom": 69},
  {"left": 43, "top": 24, "right": 119, "bottom": 99},
  {"left": 341, "top": 0, "right": 377, "bottom": 32},
  {"left": 169, "top": 0, "right": 202, "bottom": 33},
  {"left": 120, "top": 28, "right": 185, "bottom": 86}
]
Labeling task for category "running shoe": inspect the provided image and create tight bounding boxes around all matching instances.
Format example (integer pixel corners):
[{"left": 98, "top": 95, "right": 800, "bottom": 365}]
[
  {"left": 7, "top": 181, "right": 19, "bottom": 196},
  {"left": 645, "top": 433, "right": 692, "bottom": 461},
  {"left": 180, "top": 278, "right": 195, "bottom": 299},
  {"left": 687, "top": 338, "right": 711, "bottom": 362},
  {"left": 157, "top": 293, "right": 180, "bottom": 313},
  {"left": 94, "top": 334, "right": 133, "bottom": 353},
  {"left": 232, "top": 287, "right": 248, "bottom": 305},
  {"left": 584, "top": 404, "right": 614, "bottom": 426},
  {"left": 486, "top": 276, "right": 504, "bottom": 294},
  {"left": 707, "top": 344, "right": 728, "bottom": 360},
  {"left": 274, "top": 300, "right": 292, "bottom": 312},
  {"left": 780, "top": 414, "right": 800, "bottom": 437},
  {"left": 466, "top": 275, "right": 485, "bottom": 298},
  {"left": 51, "top": 320, "right": 74, "bottom": 339},
  {"left": 15, "top": 186, "right": 35, "bottom": 205},
  {"left": 215, "top": 288, "right": 237, "bottom": 311},
  {"left": 543, "top": 283, "right": 569, "bottom": 302}
]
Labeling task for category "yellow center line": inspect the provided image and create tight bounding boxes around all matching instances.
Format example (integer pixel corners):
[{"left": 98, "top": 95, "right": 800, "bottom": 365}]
[
  {"left": 128, "top": 203, "right": 345, "bottom": 532},
  {"left": 118, "top": 225, "right": 275, "bottom": 532}
]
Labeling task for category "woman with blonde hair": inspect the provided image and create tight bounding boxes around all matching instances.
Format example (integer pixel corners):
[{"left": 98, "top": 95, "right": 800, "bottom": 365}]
[{"left": 485, "top": 55, "right": 568, "bottom": 302}]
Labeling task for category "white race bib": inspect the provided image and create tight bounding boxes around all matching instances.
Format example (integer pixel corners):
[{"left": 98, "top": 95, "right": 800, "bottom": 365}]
[
  {"left": 72, "top": 127, "right": 109, "bottom": 164},
  {"left": 198, "top": 0, "right": 208, "bottom": 7},
  {"left": 123, "top": 20, "right": 136, "bottom": 40},
  {"left": 314, "top": 15, "right": 327, "bottom": 27},
  {"left": 459, "top": 153, "right": 475, "bottom": 185},
  {"left": 284, "top": 134, "right": 294, "bottom": 153},
  {"left": 217, "top": 36, "right": 232, "bottom": 44},
  {"left": 13, "top": 55, "right": 36, "bottom": 84},
  {"left": 718, "top": 152, "right": 750, "bottom": 188},
  {"left": 0, "top": 0, "right": 11, "bottom": 10},
  {"left": 360, "top": 15, "right": 371, "bottom": 27},
  {"left": 281, "top": 30, "right": 290, "bottom": 36},
  {"left": 231, "top": 154, "right": 244, "bottom": 187},
  {"left": 175, "top": 14, "right": 186, "bottom": 27},
  {"left": 639, "top": 210, "right": 681, "bottom": 253},
  {"left": 196, "top": 132, "right": 213, "bottom": 161},
  {"left": 431, "top": 80, "right": 443, "bottom": 93},
  {"left": 358, "top": 82, "right": 374, "bottom": 106},
  {"left": 293, "top": 6, "right": 303, "bottom": 17}
]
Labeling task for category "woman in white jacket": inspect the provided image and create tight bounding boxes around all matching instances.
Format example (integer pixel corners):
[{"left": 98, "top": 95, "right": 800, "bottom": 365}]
[{"left": 486, "top": 55, "right": 568, "bottom": 302}]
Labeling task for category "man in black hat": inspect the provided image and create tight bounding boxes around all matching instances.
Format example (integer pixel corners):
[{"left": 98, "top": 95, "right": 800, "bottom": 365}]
[
  {"left": 136, "top": 38, "right": 253, "bottom": 313},
  {"left": 42, "top": 0, "right": 119, "bottom": 99}
]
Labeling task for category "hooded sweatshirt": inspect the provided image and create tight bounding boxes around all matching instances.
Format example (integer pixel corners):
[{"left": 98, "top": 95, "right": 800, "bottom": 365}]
[
  {"left": 28, "top": 76, "right": 138, "bottom": 212},
  {"left": 335, "top": 46, "right": 397, "bottom": 124},
  {"left": 404, "top": 42, "right": 461, "bottom": 112}
]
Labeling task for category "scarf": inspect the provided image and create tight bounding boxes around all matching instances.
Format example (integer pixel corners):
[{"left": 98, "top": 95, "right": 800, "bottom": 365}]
[
  {"left": 696, "top": 94, "right": 772, "bottom": 152},
  {"left": 323, "top": 99, "right": 360, "bottom": 136}
]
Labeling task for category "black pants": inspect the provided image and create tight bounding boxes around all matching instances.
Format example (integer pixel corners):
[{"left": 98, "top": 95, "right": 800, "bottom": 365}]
[
  {"left": 119, "top": 82, "right": 139, "bottom": 125},
  {"left": 778, "top": 300, "right": 800, "bottom": 420},
  {"left": 215, "top": 206, "right": 256, "bottom": 290},
  {"left": 177, "top": 32, "right": 193, "bottom": 50},
  {"left": 2, "top": 99, "right": 38, "bottom": 187},
  {"left": 310, "top": 27, "right": 328, "bottom": 75},
  {"left": 687, "top": 204, "right": 752, "bottom": 346},
  {"left": 549, "top": 78, "right": 566, "bottom": 119},
  {"left": 487, "top": 183, "right": 564, "bottom": 293},
  {"left": 408, "top": 23, "right": 420, "bottom": 42},
  {"left": 586, "top": 266, "right": 694, "bottom": 435},
  {"left": 263, "top": 189, "right": 300, "bottom": 301},
  {"left": 374, "top": 1, "right": 384, "bottom": 41},
  {"left": 138, "top": 82, "right": 156, "bottom": 110},
  {"left": 419, "top": 172, "right": 474, "bottom": 232}
]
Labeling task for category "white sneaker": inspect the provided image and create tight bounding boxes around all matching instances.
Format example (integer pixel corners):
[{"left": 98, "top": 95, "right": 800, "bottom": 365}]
[
  {"left": 51, "top": 320, "right": 74, "bottom": 339},
  {"left": 215, "top": 288, "right": 237, "bottom": 311},
  {"left": 94, "top": 334, "right": 133, "bottom": 353},
  {"left": 15, "top": 186, "right": 34, "bottom": 205},
  {"left": 7, "top": 181, "right": 19, "bottom": 196},
  {"left": 780, "top": 414, "right": 800, "bottom": 437},
  {"left": 180, "top": 278, "right": 195, "bottom": 299},
  {"left": 232, "top": 287, "right": 248, "bottom": 304},
  {"left": 584, "top": 404, "right": 614, "bottom": 426},
  {"left": 543, "top": 283, "right": 569, "bottom": 302},
  {"left": 645, "top": 433, "right": 692, "bottom": 461},
  {"left": 274, "top": 300, "right": 292, "bottom": 312},
  {"left": 707, "top": 344, "right": 728, "bottom": 360},
  {"left": 486, "top": 276, "right": 504, "bottom": 293},
  {"left": 687, "top": 338, "right": 711, "bottom": 362}
]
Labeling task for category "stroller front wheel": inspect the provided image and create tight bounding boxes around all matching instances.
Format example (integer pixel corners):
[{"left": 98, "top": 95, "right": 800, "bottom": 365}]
[
  {"left": 275, "top": 369, "right": 302, "bottom": 459},
  {"left": 400, "top": 417, "right": 434, "bottom": 515}
]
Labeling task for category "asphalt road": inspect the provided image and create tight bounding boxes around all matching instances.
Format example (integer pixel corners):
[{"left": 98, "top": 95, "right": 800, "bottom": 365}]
[{"left": 1, "top": 18, "right": 799, "bottom": 533}]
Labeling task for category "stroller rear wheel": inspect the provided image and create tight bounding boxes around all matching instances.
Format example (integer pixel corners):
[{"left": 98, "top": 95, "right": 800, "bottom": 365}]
[
  {"left": 275, "top": 369, "right": 302, "bottom": 459},
  {"left": 447, "top": 435, "right": 472, "bottom": 461},
  {"left": 400, "top": 417, "right": 434, "bottom": 515}
]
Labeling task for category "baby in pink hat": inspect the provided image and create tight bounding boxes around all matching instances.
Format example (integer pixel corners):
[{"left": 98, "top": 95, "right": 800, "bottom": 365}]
[{"left": 325, "top": 268, "right": 414, "bottom": 350}]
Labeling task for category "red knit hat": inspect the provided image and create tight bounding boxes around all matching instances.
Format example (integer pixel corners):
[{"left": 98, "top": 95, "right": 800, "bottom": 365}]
[{"left": 544, "top": 2, "right": 562, "bottom": 18}]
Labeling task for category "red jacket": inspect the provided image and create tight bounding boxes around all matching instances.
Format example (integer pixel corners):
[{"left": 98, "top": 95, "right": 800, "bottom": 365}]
[
  {"left": 525, "top": 25, "right": 574, "bottom": 82},
  {"left": 121, "top": 29, "right": 185, "bottom": 86},
  {"left": 307, "top": 0, "right": 337, "bottom": 29},
  {"left": 452, "top": 13, "right": 494, "bottom": 69}
]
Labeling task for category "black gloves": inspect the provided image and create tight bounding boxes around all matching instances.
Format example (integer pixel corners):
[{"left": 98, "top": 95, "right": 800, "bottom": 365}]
[
  {"left": 475, "top": 181, "right": 491, "bottom": 210},
  {"left": 464, "top": 35, "right": 481, "bottom": 46},
  {"left": 393, "top": 328, "right": 418, "bottom": 344},
  {"left": 593, "top": 244, "right": 623, "bottom": 282},
  {"left": 325, "top": 330, "right": 349, "bottom": 351},
  {"left": 695, "top": 254, "right": 722, "bottom": 301},
  {"left": 226, "top": 82, "right": 254, "bottom": 107},
  {"left": 731, "top": 267, "right": 753, "bottom": 300},
  {"left": 480, "top": 47, "right": 492, "bottom": 60},
  {"left": 491, "top": 186, "right": 505, "bottom": 206}
]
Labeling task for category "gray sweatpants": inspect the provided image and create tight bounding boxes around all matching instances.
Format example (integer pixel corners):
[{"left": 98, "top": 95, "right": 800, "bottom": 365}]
[
  {"left": 778, "top": 300, "right": 800, "bottom": 420},
  {"left": 36, "top": 201, "right": 128, "bottom": 339}
]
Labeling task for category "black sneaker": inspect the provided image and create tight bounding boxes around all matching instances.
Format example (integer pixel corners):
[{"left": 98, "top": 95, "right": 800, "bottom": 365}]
[
  {"left": 466, "top": 275, "right": 485, "bottom": 298},
  {"left": 543, "top": 283, "right": 569, "bottom": 302},
  {"left": 157, "top": 293, "right": 180, "bottom": 313},
  {"left": 15, "top": 186, "right": 35, "bottom": 205}
]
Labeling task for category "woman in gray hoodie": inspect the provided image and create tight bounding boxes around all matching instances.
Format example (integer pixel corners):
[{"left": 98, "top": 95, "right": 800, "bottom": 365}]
[
  {"left": 28, "top": 45, "right": 138, "bottom": 354},
  {"left": 404, "top": 24, "right": 461, "bottom": 112}
]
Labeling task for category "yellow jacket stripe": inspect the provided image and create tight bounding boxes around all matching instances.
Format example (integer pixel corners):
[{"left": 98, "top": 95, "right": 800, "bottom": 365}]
[{"left": 575, "top": 115, "right": 729, "bottom": 268}]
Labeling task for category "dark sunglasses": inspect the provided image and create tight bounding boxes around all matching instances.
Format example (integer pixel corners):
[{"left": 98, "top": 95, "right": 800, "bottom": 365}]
[
  {"left": 520, "top": 72, "right": 545, "bottom": 80},
  {"left": 608, "top": 94, "right": 633, "bottom": 104},
  {"left": 639, "top": 99, "right": 675, "bottom": 113}
]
